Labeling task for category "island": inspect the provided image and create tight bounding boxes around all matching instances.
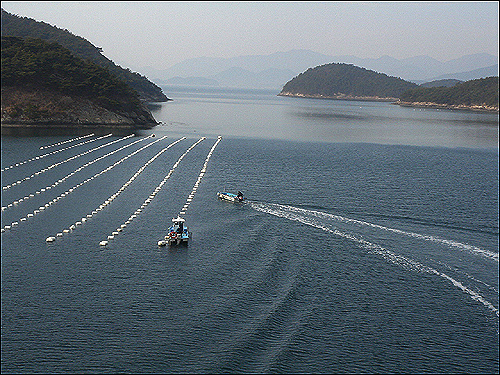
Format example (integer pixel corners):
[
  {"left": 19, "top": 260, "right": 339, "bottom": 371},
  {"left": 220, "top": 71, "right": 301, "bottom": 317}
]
[
  {"left": 1, "top": 36, "right": 158, "bottom": 136},
  {"left": 278, "top": 62, "right": 499, "bottom": 113},
  {"left": 278, "top": 63, "right": 418, "bottom": 101}
]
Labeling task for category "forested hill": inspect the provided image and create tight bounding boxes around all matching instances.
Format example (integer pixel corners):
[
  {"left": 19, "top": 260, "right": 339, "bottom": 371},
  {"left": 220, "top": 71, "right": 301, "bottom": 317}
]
[
  {"left": 278, "top": 63, "right": 418, "bottom": 100},
  {"left": 1, "top": 36, "right": 157, "bottom": 128},
  {"left": 1, "top": 9, "right": 168, "bottom": 102},
  {"left": 397, "top": 76, "right": 499, "bottom": 111}
]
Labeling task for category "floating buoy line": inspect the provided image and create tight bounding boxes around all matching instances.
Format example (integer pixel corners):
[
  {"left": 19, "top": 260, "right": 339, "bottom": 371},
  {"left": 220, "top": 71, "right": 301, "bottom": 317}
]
[
  {"left": 2, "top": 135, "right": 166, "bottom": 233},
  {"left": 1, "top": 133, "right": 112, "bottom": 172},
  {"left": 39, "top": 133, "right": 95, "bottom": 150},
  {"left": 156, "top": 136, "right": 222, "bottom": 247},
  {"left": 99, "top": 137, "right": 205, "bottom": 246},
  {"left": 2, "top": 135, "right": 147, "bottom": 211},
  {"left": 2, "top": 134, "right": 135, "bottom": 191},
  {"left": 178, "top": 136, "right": 222, "bottom": 216},
  {"left": 46, "top": 136, "right": 187, "bottom": 243}
]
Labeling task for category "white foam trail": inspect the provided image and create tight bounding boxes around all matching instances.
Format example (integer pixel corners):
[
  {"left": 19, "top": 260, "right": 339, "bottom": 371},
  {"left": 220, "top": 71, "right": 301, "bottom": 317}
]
[
  {"left": 256, "top": 203, "right": 498, "bottom": 262},
  {"left": 250, "top": 202, "right": 499, "bottom": 316},
  {"left": 2, "top": 136, "right": 167, "bottom": 232},
  {"left": 100, "top": 137, "right": 207, "bottom": 244},
  {"left": 1, "top": 134, "right": 112, "bottom": 172},
  {"left": 39, "top": 133, "right": 95, "bottom": 150}
]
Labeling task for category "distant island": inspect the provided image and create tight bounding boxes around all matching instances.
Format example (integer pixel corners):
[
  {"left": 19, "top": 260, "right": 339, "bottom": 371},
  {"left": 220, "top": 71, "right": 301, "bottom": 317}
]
[
  {"left": 278, "top": 63, "right": 419, "bottom": 101},
  {"left": 279, "top": 63, "right": 499, "bottom": 112}
]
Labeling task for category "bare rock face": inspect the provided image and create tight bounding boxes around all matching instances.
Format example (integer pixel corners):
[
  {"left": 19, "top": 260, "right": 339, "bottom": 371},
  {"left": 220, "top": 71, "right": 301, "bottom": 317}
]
[{"left": 1, "top": 86, "right": 157, "bottom": 129}]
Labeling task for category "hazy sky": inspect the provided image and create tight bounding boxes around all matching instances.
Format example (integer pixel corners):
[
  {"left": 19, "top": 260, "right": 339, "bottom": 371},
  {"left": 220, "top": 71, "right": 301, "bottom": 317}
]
[{"left": 2, "top": 1, "right": 499, "bottom": 70}]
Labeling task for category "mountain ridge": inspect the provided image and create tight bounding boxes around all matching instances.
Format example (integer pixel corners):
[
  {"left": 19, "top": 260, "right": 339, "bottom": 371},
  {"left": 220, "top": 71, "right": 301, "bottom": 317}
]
[{"left": 137, "top": 49, "right": 498, "bottom": 89}]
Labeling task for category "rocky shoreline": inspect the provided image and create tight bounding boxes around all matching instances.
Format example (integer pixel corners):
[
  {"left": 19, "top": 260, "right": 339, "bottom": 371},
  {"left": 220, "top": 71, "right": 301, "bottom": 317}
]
[
  {"left": 278, "top": 92, "right": 499, "bottom": 113},
  {"left": 278, "top": 92, "right": 398, "bottom": 102},
  {"left": 395, "top": 101, "right": 499, "bottom": 113},
  {"left": 1, "top": 86, "right": 158, "bottom": 136}
]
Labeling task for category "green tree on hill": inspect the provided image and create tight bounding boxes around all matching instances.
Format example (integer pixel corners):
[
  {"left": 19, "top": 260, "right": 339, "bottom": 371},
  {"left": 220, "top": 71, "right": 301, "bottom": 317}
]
[
  {"left": 1, "top": 36, "right": 143, "bottom": 114},
  {"left": 400, "top": 77, "right": 499, "bottom": 107}
]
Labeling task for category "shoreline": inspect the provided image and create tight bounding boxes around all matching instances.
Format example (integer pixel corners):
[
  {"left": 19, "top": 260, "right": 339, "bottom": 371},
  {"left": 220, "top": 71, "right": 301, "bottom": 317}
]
[
  {"left": 277, "top": 92, "right": 499, "bottom": 113},
  {"left": 394, "top": 101, "right": 499, "bottom": 113},
  {"left": 0, "top": 123, "right": 151, "bottom": 137},
  {"left": 277, "top": 92, "right": 398, "bottom": 102}
]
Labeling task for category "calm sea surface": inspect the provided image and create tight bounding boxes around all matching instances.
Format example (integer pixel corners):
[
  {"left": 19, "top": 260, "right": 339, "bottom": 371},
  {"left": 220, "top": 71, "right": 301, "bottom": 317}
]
[{"left": 1, "top": 86, "right": 499, "bottom": 374}]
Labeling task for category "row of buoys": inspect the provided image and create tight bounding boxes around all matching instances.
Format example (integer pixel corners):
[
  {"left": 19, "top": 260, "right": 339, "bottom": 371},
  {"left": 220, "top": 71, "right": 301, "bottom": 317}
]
[
  {"left": 2, "top": 135, "right": 143, "bottom": 211},
  {"left": 177, "top": 136, "right": 222, "bottom": 217},
  {"left": 99, "top": 137, "right": 206, "bottom": 246},
  {"left": 50, "top": 136, "right": 185, "bottom": 244},
  {"left": 3, "top": 135, "right": 166, "bottom": 233},
  {"left": 2, "top": 134, "right": 135, "bottom": 192},
  {"left": 40, "top": 133, "right": 95, "bottom": 150},
  {"left": 1, "top": 134, "right": 112, "bottom": 172}
]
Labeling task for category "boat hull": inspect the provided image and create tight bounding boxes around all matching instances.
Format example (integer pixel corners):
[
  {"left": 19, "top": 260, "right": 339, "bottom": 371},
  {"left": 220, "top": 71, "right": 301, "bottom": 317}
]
[{"left": 217, "top": 192, "right": 244, "bottom": 202}]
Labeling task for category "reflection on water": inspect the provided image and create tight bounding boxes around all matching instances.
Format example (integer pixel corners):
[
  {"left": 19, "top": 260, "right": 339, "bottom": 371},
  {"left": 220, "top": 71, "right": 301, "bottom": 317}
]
[{"left": 148, "top": 85, "right": 498, "bottom": 149}]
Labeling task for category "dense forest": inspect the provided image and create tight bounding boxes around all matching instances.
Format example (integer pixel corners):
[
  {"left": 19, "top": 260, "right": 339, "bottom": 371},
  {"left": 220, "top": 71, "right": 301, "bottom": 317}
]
[
  {"left": 399, "top": 76, "right": 499, "bottom": 108},
  {"left": 279, "top": 63, "right": 419, "bottom": 99},
  {"left": 1, "top": 36, "right": 156, "bottom": 125},
  {"left": 1, "top": 9, "right": 168, "bottom": 102}
]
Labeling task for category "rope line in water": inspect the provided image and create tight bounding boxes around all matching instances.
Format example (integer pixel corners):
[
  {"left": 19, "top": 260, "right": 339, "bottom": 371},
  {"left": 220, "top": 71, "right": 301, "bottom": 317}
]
[
  {"left": 1, "top": 136, "right": 167, "bottom": 232},
  {"left": 156, "top": 136, "right": 222, "bottom": 247},
  {"left": 1, "top": 135, "right": 147, "bottom": 211},
  {"left": 178, "top": 136, "right": 222, "bottom": 217},
  {"left": 39, "top": 133, "right": 95, "bottom": 150},
  {"left": 1, "top": 134, "right": 112, "bottom": 172},
  {"left": 2, "top": 134, "right": 135, "bottom": 191},
  {"left": 99, "top": 137, "right": 206, "bottom": 246},
  {"left": 44, "top": 137, "right": 187, "bottom": 242}
]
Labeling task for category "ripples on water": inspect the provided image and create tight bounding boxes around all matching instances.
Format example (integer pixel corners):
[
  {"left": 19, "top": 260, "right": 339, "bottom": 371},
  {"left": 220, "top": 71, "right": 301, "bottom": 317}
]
[{"left": 1, "top": 89, "right": 499, "bottom": 374}]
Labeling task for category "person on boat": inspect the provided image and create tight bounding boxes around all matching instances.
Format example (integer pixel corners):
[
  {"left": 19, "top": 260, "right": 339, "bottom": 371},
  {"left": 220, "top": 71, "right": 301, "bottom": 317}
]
[{"left": 177, "top": 221, "right": 184, "bottom": 234}]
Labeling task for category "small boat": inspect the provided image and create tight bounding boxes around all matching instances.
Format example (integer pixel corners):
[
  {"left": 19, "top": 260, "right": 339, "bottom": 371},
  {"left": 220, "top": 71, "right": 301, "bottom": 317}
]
[
  {"left": 217, "top": 191, "right": 245, "bottom": 203},
  {"left": 158, "top": 216, "right": 190, "bottom": 246}
]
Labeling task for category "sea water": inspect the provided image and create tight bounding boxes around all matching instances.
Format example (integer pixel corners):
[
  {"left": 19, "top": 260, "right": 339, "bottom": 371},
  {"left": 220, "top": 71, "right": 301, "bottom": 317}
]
[{"left": 1, "top": 86, "right": 498, "bottom": 373}]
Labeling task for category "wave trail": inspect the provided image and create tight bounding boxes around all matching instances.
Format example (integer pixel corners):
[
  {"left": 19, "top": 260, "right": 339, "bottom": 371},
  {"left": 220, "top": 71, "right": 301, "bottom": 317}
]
[
  {"left": 249, "top": 201, "right": 499, "bottom": 317},
  {"left": 252, "top": 202, "right": 498, "bottom": 262}
]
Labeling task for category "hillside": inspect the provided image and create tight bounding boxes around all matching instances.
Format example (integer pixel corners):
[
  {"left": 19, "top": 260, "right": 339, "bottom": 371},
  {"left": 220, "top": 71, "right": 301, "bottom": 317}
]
[
  {"left": 397, "top": 76, "right": 499, "bottom": 112},
  {"left": 278, "top": 63, "right": 418, "bottom": 100},
  {"left": 1, "top": 9, "right": 169, "bottom": 102},
  {"left": 1, "top": 36, "right": 157, "bottom": 131}
]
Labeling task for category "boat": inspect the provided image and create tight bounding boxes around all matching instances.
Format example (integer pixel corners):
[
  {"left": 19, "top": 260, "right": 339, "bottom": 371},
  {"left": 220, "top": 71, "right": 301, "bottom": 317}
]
[
  {"left": 158, "top": 216, "right": 190, "bottom": 246},
  {"left": 217, "top": 191, "right": 245, "bottom": 203}
]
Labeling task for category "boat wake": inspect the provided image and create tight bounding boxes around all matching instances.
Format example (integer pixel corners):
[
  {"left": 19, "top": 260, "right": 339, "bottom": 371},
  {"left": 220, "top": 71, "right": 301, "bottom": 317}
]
[{"left": 249, "top": 201, "right": 499, "bottom": 318}]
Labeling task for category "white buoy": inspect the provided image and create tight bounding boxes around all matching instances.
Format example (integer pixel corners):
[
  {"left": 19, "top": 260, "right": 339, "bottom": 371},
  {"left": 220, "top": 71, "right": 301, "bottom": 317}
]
[
  {"left": 99, "top": 240, "right": 108, "bottom": 246},
  {"left": 46, "top": 236, "right": 56, "bottom": 242},
  {"left": 158, "top": 240, "right": 167, "bottom": 247}
]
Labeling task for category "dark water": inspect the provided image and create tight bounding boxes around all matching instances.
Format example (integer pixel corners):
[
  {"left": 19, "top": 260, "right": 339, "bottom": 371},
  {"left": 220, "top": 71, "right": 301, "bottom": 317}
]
[{"left": 1, "top": 87, "right": 499, "bottom": 374}]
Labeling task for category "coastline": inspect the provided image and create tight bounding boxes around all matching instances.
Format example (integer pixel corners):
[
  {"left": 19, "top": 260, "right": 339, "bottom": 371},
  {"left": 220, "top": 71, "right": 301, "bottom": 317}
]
[
  {"left": 394, "top": 101, "right": 499, "bottom": 113},
  {"left": 277, "top": 92, "right": 398, "bottom": 102},
  {"left": 277, "top": 92, "right": 499, "bottom": 113},
  {"left": 1, "top": 123, "right": 149, "bottom": 137}
]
